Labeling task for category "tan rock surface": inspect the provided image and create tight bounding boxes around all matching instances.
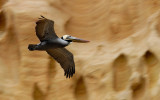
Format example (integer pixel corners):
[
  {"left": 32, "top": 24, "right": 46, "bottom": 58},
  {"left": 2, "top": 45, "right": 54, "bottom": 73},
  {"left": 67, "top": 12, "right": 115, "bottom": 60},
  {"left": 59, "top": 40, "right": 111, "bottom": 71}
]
[{"left": 0, "top": 0, "right": 160, "bottom": 100}]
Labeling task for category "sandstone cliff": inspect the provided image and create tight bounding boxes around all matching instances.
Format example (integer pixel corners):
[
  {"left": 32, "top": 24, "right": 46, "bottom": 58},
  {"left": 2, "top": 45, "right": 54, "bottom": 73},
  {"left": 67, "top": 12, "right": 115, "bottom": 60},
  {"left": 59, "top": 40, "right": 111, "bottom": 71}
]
[{"left": 0, "top": 0, "right": 160, "bottom": 100}]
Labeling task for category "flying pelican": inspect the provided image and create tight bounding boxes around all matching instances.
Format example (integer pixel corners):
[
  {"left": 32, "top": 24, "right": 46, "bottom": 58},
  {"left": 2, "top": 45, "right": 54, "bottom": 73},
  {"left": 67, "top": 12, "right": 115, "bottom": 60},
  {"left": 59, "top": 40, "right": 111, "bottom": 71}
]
[{"left": 28, "top": 16, "right": 89, "bottom": 78}]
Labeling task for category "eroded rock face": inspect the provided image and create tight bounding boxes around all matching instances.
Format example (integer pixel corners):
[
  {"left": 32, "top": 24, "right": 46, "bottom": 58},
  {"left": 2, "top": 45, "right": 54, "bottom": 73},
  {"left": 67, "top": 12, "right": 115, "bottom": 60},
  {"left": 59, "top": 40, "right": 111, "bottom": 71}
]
[{"left": 1, "top": 0, "right": 160, "bottom": 100}]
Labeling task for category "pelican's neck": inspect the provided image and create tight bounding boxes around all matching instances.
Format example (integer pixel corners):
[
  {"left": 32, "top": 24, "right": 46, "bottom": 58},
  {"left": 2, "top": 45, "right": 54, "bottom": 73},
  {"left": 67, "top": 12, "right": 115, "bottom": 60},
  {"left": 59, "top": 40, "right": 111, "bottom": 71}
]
[{"left": 58, "top": 38, "right": 71, "bottom": 46}]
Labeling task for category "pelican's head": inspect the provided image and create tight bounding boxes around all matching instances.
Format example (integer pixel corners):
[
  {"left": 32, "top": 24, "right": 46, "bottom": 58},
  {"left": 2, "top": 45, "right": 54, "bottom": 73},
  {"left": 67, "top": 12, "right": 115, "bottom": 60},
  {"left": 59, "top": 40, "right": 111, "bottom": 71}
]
[{"left": 61, "top": 35, "right": 90, "bottom": 43}]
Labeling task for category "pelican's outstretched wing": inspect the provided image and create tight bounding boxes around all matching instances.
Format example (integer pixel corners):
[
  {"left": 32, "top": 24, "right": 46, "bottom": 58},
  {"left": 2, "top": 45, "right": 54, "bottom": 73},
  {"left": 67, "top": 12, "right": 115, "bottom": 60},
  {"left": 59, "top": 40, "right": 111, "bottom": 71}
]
[
  {"left": 35, "top": 15, "right": 58, "bottom": 41},
  {"left": 46, "top": 48, "right": 75, "bottom": 78}
]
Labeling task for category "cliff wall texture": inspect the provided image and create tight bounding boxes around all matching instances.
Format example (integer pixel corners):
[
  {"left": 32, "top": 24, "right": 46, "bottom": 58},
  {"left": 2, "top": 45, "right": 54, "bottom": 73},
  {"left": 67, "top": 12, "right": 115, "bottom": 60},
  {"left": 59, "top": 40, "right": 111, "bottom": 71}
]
[{"left": 0, "top": 0, "right": 160, "bottom": 100}]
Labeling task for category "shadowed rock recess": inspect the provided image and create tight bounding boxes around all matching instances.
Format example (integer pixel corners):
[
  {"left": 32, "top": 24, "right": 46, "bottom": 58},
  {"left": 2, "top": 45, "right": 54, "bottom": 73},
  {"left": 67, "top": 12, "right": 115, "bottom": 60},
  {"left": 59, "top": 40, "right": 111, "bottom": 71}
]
[{"left": 1, "top": 0, "right": 160, "bottom": 100}]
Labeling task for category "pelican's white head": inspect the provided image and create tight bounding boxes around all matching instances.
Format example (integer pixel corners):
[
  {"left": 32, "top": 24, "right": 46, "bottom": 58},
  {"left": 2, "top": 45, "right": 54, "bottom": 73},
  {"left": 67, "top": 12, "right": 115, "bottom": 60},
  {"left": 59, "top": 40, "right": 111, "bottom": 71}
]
[{"left": 61, "top": 35, "right": 71, "bottom": 40}]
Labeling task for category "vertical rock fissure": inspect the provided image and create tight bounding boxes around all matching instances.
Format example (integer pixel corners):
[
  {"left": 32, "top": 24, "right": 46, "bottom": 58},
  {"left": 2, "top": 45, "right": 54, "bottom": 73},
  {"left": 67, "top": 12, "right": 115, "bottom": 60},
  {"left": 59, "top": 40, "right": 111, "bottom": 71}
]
[
  {"left": 33, "top": 83, "right": 45, "bottom": 100},
  {"left": 132, "top": 78, "right": 146, "bottom": 100},
  {"left": 75, "top": 77, "right": 88, "bottom": 100},
  {"left": 0, "top": 11, "right": 6, "bottom": 38},
  {"left": 144, "top": 51, "right": 159, "bottom": 88},
  {"left": 113, "top": 54, "right": 131, "bottom": 91}
]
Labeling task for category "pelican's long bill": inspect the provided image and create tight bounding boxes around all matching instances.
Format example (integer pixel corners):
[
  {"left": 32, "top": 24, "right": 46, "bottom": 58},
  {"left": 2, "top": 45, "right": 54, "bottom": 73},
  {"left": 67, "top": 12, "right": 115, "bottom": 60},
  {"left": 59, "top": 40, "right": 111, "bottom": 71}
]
[{"left": 67, "top": 36, "right": 90, "bottom": 43}]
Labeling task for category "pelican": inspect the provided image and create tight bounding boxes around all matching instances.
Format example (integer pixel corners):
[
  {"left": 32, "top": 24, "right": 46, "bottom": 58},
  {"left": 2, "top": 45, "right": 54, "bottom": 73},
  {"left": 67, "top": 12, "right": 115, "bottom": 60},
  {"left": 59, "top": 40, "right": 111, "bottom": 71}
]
[{"left": 28, "top": 16, "right": 89, "bottom": 78}]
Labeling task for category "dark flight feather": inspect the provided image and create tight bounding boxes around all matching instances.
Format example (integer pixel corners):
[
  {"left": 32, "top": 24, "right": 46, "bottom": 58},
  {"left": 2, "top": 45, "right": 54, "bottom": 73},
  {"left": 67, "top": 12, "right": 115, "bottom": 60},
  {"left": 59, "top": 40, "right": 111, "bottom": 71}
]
[
  {"left": 35, "top": 16, "right": 58, "bottom": 41},
  {"left": 46, "top": 48, "right": 75, "bottom": 78}
]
